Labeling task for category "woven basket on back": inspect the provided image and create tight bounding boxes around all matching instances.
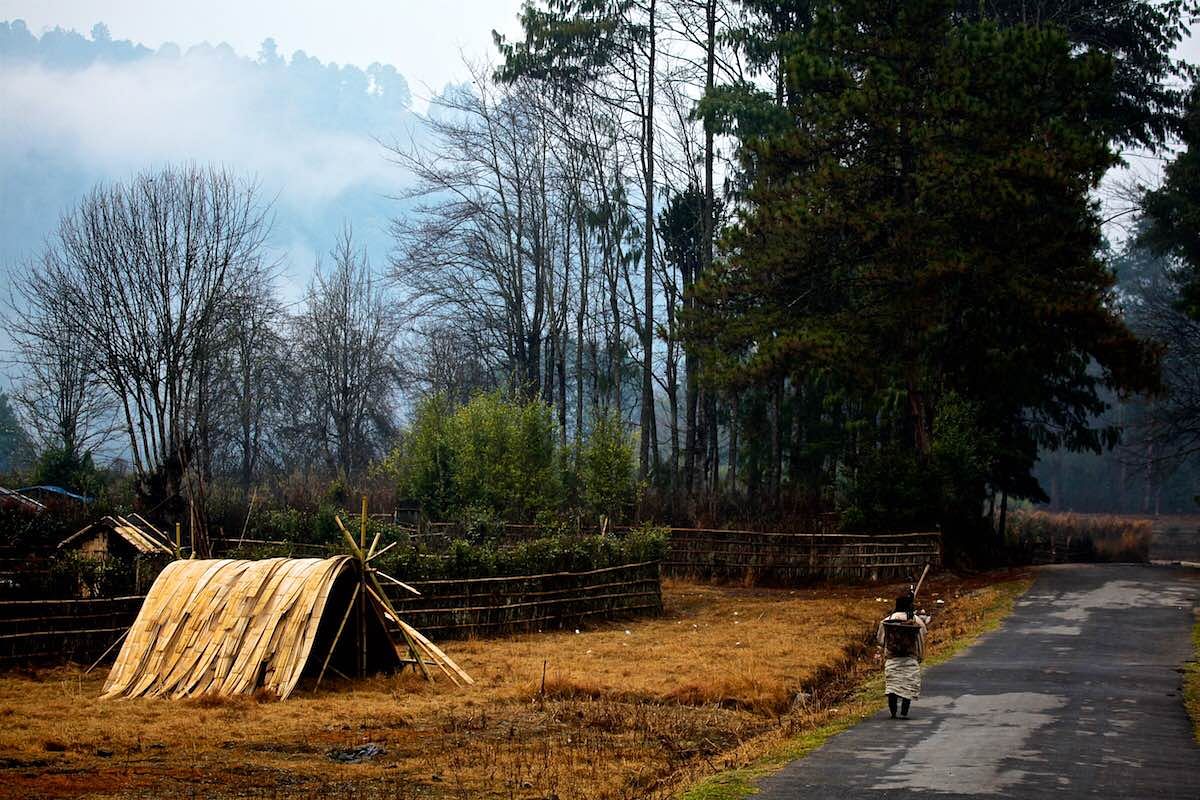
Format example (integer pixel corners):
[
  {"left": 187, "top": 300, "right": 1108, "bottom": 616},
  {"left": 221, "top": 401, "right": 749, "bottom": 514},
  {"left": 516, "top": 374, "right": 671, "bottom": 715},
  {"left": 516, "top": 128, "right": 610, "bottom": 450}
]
[{"left": 882, "top": 619, "right": 922, "bottom": 658}]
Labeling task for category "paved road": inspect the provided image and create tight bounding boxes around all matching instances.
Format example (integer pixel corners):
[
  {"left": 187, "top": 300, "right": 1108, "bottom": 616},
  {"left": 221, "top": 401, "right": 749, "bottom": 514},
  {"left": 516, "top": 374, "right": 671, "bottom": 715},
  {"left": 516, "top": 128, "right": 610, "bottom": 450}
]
[{"left": 756, "top": 565, "right": 1200, "bottom": 799}]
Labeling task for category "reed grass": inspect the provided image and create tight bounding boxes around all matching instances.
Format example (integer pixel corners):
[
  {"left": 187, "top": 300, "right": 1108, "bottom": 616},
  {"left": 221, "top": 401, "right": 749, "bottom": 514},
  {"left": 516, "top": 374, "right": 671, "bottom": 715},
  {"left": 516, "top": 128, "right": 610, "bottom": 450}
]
[{"left": 1006, "top": 510, "right": 1151, "bottom": 563}]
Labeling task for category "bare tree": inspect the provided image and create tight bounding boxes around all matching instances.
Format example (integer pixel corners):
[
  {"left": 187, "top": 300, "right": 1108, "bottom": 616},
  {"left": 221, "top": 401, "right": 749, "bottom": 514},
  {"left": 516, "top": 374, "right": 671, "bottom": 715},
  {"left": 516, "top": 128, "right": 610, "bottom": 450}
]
[
  {"left": 291, "top": 225, "right": 401, "bottom": 477},
  {"left": 8, "top": 275, "right": 115, "bottom": 463},
  {"left": 204, "top": 279, "right": 288, "bottom": 492},
  {"left": 1125, "top": 255, "right": 1200, "bottom": 461},
  {"left": 402, "top": 325, "right": 497, "bottom": 405},
  {"left": 18, "top": 165, "right": 270, "bottom": 551},
  {"left": 389, "top": 68, "right": 558, "bottom": 399}
]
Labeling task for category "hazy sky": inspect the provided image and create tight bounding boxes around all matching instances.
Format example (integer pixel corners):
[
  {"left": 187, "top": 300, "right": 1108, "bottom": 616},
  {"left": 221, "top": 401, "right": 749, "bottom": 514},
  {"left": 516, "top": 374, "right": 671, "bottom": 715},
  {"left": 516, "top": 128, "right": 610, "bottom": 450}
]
[{"left": 0, "top": 0, "right": 527, "bottom": 104}]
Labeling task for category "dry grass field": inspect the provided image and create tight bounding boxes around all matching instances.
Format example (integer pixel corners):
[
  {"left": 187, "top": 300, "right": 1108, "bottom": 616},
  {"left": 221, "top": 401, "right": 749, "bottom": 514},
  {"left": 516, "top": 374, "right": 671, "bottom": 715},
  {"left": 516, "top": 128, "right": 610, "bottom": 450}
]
[{"left": 0, "top": 571, "right": 1031, "bottom": 800}]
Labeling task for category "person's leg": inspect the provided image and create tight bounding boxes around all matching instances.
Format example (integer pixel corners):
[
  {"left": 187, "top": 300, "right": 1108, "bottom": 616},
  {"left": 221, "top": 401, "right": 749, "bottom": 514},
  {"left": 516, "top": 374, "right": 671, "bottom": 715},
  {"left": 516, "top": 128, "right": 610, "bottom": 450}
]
[
  {"left": 900, "top": 697, "right": 911, "bottom": 717},
  {"left": 887, "top": 693, "right": 898, "bottom": 718}
]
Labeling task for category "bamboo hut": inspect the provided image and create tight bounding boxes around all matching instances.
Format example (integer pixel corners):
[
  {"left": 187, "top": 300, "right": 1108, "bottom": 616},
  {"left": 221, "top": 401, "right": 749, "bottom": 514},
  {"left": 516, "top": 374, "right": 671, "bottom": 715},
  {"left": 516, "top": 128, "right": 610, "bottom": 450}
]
[
  {"left": 102, "top": 554, "right": 472, "bottom": 700},
  {"left": 59, "top": 515, "right": 174, "bottom": 558}
]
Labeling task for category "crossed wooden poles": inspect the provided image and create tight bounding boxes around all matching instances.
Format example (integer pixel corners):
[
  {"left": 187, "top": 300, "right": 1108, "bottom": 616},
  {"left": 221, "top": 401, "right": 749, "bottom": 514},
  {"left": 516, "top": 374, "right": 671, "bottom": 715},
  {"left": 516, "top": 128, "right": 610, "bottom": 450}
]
[{"left": 316, "top": 496, "right": 474, "bottom": 689}]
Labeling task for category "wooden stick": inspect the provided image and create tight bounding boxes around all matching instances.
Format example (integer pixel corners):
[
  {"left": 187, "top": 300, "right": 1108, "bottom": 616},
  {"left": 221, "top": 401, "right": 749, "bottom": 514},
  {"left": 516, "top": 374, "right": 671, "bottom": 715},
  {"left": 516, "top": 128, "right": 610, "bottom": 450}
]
[
  {"left": 913, "top": 563, "right": 931, "bottom": 604},
  {"left": 366, "top": 541, "right": 396, "bottom": 562},
  {"left": 394, "top": 616, "right": 474, "bottom": 686},
  {"left": 362, "top": 581, "right": 433, "bottom": 682},
  {"left": 237, "top": 489, "right": 257, "bottom": 546},
  {"left": 360, "top": 496, "right": 368, "bottom": 551},
  {"left": 359, "top": 496, "right": 368, "bottom": 679},
  {"left": 314, "top": 583, "right": 360, "bottom": 691},
  {"left": 367, "top": 530, "right": 382, "bottom": 560},
  {"left": 85, "top": 628, "right": 129, "bottom": 674},
  {"left": 373, "top": 568, "right": 421, "bottom": 595},
  {"left": 335, "top": 516, "right": 364, "bottom": 559},
  {"left": 363, "top": 575, "right": 441, "bottom": 683}
]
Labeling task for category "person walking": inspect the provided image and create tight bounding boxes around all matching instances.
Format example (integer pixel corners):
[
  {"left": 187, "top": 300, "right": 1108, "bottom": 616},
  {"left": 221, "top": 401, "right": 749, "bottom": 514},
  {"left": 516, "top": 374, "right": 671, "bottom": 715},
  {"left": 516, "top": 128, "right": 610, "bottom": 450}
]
[{"left": 877, "top": 592, "right": 929, "bottom": 719}]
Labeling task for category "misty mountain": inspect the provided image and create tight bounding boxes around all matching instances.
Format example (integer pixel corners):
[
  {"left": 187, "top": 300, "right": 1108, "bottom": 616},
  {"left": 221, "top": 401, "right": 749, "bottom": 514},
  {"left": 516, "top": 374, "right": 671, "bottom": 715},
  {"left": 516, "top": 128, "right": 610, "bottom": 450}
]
[{"left": 0, "top": 19, "right": 427, "bottom": 298}]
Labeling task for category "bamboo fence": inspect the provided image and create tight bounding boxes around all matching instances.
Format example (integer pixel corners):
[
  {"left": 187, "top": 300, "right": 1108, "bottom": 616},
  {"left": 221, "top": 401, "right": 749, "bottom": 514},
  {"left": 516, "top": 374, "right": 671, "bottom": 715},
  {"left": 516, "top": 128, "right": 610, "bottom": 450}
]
[
  {"left": 383, "top": 561, "right": 663, "bottom": 638},
  {"left": 0, "top": 595, "right": 143, "bottom": 664},
  {"left": 0, "top": 561, "right": 663, "bottom": 667},
  {"left": 663, "top": 529, "right": 941, "bottom": 582}
]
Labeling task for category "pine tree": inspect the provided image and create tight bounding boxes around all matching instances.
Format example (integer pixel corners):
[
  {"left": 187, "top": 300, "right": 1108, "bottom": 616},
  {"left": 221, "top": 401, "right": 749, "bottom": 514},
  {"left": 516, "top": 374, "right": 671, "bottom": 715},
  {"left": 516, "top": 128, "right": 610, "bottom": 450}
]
[
  {"left": 687, "top": 0, "right": 1160, "bottom": 533},
  {"left": 1140, "top": 86, "right": 1200, "bottom": 319}
]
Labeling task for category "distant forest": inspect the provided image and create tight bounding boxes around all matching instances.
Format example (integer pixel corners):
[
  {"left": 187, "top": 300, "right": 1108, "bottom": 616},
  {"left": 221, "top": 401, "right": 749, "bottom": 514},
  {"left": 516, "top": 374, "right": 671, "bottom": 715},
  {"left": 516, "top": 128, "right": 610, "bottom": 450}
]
[
  {"left": 0, "top": 18, "right": 426, "bottom": 276},
  {"left": 1036, "top": 236, "right": 1200, "bottom": 515}
]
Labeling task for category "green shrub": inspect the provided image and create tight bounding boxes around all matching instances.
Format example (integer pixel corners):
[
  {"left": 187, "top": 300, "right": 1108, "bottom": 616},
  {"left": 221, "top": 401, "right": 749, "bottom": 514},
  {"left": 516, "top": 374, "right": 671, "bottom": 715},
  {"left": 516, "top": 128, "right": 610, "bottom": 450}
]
[
  {"left": 459, "top": 505, "right": 504, "bottom": 542},
  {"left": 29, "top": 447, "right": 104, "bottom": 497},
  {"left": 578, "top": 410, "right": 638, "bottom": 520},
  {"left": 380, "top": 391, "right": 563, "bottom": 522},
  {"left": 323, "top": 475, "right": 352, "bottom": 506},
  {"left": 378, "top": 394, "right": 645, "bottom": 525},
  {"left": 44, "top": 551, "right": 169, "bottom": 598},
  {"left": 258, "top": 507, "right": 308, "bottom": 541}
]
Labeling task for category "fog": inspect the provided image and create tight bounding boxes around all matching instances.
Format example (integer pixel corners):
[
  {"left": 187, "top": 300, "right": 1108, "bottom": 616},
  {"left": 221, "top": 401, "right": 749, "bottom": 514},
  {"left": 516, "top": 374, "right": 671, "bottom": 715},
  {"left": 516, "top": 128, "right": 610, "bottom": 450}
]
[{"left": 0, "top": 20, "right": 434, "bottom": 299}]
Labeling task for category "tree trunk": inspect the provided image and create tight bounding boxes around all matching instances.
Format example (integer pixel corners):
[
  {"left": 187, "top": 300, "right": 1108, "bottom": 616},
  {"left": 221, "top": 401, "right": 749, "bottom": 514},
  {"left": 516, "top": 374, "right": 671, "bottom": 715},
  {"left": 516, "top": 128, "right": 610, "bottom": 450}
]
[
  {"left": 728, "top": 393, "right": 738, "bottom": 493},
  {"left": 639, "top": 0, "right": 657, "bottom": 481},
  {"left": 771, "top": 378, "right": 783, "bottom": 507},
  {"left": 575, "top": 209, "right": 588, "bottom": 450}
]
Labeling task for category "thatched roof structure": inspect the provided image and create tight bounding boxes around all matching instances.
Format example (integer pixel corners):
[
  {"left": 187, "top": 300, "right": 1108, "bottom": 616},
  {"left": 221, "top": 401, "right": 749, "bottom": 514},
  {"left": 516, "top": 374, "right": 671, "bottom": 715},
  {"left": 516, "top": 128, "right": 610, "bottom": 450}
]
[
  {"left": 102, "top": 556, "right": 471, "bottom": 700},
  {"left": 60, "top": 515, "right": 174, "bottom": 556}
]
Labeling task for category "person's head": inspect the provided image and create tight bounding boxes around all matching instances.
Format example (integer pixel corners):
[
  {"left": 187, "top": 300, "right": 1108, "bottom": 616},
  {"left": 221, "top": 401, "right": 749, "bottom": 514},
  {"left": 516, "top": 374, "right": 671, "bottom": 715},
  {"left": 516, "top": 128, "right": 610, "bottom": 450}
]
[{"left": 894, "top": 593, "right": 914, "bottom": 615}]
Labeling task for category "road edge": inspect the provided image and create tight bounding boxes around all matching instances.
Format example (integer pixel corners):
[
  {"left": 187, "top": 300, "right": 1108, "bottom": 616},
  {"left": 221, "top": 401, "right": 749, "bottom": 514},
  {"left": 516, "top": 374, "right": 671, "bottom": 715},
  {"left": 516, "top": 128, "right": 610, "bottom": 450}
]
[
  {"left": 1186, "top": 609, "right": 1200, "bottom": 744},
  {"left": 677, "top": 573, "right": 1036, "bottom": 800}
]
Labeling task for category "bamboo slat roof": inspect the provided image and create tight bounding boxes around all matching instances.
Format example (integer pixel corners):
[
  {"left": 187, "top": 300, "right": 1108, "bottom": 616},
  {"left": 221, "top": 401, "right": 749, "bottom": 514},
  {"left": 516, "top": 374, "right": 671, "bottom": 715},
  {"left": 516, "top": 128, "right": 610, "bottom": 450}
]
[{"left": 102, "top": 557, "right": 359, "bottom": 699}]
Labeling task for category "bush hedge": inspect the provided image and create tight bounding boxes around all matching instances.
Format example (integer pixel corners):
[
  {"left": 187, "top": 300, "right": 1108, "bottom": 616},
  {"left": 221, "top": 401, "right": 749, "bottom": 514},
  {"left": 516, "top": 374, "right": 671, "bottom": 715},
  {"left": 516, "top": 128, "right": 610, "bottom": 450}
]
[{"left": 221, "top": 521, "right": 669, "bottom": 581}]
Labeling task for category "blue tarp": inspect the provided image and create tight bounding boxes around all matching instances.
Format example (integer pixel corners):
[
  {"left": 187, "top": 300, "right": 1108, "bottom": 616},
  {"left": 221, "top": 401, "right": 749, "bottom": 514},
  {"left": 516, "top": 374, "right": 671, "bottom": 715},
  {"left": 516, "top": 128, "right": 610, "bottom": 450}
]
[{"left": 16, "top": 485, "right": 94, "bottom": 504}]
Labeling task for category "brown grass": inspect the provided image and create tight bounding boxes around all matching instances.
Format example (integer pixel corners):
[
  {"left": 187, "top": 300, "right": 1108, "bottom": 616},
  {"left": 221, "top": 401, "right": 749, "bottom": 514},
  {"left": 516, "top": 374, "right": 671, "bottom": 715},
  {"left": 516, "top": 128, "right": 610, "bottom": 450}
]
[
  {"left": 0, "top": 571, "right": 1029, "bottom": 800},
  {"left": 1008, "top": 510, "right": 1152, "bottom": 562},
  {"left": 1185, "top": 610, "right": 1200, "bottom": 744}
]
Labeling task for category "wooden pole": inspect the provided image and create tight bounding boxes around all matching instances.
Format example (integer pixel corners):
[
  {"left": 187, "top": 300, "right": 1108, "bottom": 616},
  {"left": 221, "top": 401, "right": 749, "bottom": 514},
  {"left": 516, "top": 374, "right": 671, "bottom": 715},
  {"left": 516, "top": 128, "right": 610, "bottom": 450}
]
[
  {"left": 366, "top": 541, "right": 397, "bottom": 562},
  {"left": 333, "top": 513, "right": 464, "bottom": 685},
  {"left": 359, "top": 496, "right": 368, "bottom": 678},
  {"left": 175, "top": 522, "right": 181, "bottom": 558},
  {"left": 315, "top": 583, "right": 360, "bottom": 691},
  {"left": 85, "top": 628, "right": 129, "bottom": 674},
  {"left": 913, "top": 563, "right": 931, "bottom": 605}
]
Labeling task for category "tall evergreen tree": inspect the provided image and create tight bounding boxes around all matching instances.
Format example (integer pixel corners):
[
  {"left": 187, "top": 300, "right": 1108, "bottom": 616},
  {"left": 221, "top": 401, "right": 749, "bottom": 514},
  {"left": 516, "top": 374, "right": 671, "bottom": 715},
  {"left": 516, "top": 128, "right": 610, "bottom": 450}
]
[
  {"left": 957, "top": 0, "right": 1198, "bottom": 150},
  {"left": 1140, "top": 86, "right": 1200, "bottom": 320},
  {"left": 688, "top": 0, "right": 1160, "bottom": 534}
]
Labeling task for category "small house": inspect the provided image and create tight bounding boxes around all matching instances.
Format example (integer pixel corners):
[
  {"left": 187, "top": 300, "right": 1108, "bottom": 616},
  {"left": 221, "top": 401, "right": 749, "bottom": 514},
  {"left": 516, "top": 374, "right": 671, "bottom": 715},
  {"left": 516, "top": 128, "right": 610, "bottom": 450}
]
[
  {"left": 58, "top": 514, "right": 175, "bottom": 559},
  {"left": 0, "top": 486, "right": 45, "bottom": 514}
]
